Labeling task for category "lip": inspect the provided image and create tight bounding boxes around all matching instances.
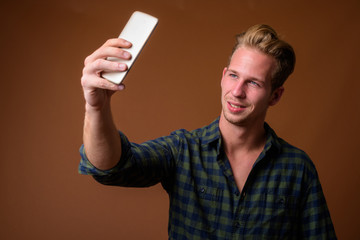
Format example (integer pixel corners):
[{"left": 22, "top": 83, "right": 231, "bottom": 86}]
[{"left": 227, "top": 101, "right": 246, "bottom": 113}]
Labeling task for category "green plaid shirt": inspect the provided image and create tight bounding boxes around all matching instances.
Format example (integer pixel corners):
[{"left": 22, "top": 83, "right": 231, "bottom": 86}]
[{"left": 79, "top": 118, "right": 336, "bottom": 239}]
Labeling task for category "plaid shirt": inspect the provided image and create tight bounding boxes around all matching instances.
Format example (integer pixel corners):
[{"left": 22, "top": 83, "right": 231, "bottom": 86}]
[{"left": 79, "top": 118, "right": 336, "bottom": 239}]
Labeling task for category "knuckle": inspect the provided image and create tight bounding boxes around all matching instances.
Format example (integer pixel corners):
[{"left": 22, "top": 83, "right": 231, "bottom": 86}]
[
  {"left": 105, "top": 38, "right": 117, "bottom": 46},
  {"left": 105, "top": 39, "right": 112, "bottom": 45},
  {"left": 104, "top": 39, "right": 111, "bottom": 46},
  {"left": 80, "top": 75, "right": 88, "bottom": 87},
  {"left": 98, "top": 80, "right": 106, "bottom": 89},
  {"left": 93, "top": 59, "right": 104, "bottom": 69},
  {"left": 84, "top": 55, "right": 91, "bottom": 66},
  {"left": 82, "top": 74, "right": 91, "bottom": 84}
]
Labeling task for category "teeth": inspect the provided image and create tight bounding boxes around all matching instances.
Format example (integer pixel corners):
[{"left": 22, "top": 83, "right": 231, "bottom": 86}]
[{"left": 230, "top": 103, "right": 241, "bottom": 108}]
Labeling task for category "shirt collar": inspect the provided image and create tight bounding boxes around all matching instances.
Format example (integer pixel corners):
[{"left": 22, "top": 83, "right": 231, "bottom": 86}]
[
  {"left": 256, "top": 122, "right": 282, "bottom": 164},
  {"left": 263, "top": 122, "right": 281, "bottom": 154},
  {"left": 200, "top": 117, "right": 222, "bottom": 147},
  {"left": 200, "top": 118, "right": 282, "bottom": 155}
]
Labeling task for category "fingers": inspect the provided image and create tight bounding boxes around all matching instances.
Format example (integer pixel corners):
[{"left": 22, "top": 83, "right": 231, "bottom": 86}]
[
  {"left": 83, "top": 58, "right": 128, "bottom": 76},
  {"left": 104, "top": 38, "right": 132, "bottom": 48},
  {"left": 82, "top": 38, "right": 132, "bottom": 91},
  {"left": 81, "top": 71, "right": 124, "bottom": 92},
  {"left": 84, "top": 38, "right": 132, "bottom": 65},
  {"left": 80, "top": 38, "right": 131, "bottom": 110}
]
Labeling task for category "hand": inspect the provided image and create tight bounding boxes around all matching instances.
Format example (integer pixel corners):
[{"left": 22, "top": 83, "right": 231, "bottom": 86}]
[{"left": 81, "top": 38, "right": 132, "bottom": 111}]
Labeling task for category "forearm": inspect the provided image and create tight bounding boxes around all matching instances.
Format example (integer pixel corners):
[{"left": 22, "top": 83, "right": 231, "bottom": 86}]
[
  {"left": 80, "top": 38, "right": 133, "bottom": 170},
  {"left": 83, "top": 102, "right": 121, "bottom": 170}
]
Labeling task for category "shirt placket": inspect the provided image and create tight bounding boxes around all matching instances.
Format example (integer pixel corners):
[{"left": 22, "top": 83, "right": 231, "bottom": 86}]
[
  {"left": 217, "top": 152, "right": 247, "bottom": 239},
  {"left": 232, "top": 190, "right": 247, "bottom": 239},
  {"left": 224, "top": 149, "right": 270, "bottom": 239}
]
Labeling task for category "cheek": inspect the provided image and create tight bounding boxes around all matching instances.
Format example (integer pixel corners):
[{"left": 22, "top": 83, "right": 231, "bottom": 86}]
[
  {"left": 250, "top": 92, "right": 270, "bottom": 106},
  {"left": 221, "top": 79, "right": 234, "bottom": 95}
]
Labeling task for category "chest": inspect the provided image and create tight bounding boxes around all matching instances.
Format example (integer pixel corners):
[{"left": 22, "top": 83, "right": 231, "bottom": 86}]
[
  {"left": 169, "top": 153, "right": 304, "bottom": 239},
  {"left": 227, "top": 152, "right": 259, "bottom": 192}
]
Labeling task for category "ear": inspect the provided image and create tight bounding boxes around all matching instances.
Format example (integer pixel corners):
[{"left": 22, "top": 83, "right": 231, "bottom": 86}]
[
  {"left": 221, "top": 67, "right": 228, "bottom": 86},
  {"left": 222, "top": 67, "right": 228, "bottom": 78},
  {"left": 269, "top": 86, "right": 284, "bottom": 106}
]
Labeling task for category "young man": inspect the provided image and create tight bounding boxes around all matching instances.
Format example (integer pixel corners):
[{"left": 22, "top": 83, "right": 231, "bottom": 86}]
[{"left": 79, "top": 24, "right": 336, "bottom": 239}]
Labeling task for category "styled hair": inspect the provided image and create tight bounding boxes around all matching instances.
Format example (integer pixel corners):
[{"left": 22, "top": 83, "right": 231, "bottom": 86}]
[{"left": 230, "top": 24, "right": 296, "bottom": 90}]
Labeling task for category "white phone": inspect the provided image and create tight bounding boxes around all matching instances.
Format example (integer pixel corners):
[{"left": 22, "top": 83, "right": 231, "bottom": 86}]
[{"left": 102, "top": 11, "right": 158, "bottom": 84}]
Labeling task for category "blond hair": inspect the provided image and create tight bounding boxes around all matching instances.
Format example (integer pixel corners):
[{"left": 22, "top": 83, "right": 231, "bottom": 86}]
[{"left": 231, "top": 24, "right": 296, "bottom": 90}]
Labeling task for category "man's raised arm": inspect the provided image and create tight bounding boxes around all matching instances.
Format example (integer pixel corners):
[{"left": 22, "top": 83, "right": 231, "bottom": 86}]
[{"left": 80, "top": 38, "right": 132, "bottom": 170}]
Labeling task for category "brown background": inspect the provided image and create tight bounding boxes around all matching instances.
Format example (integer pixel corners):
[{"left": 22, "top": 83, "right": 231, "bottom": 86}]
[{"left": 1, "top": 0, "right": 359, "bottom": 239}]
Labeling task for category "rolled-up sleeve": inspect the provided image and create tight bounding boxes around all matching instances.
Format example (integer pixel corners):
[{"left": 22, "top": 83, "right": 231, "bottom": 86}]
[{"left": 78, "top": 130, "right": 181, "bottom": 188}]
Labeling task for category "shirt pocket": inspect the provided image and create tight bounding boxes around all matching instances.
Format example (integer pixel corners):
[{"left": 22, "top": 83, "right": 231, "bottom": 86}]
[
  {"left": 253, "top": 191, "right": 299, "bottom": 238},
  {"left": 185, "top": 185, "right": 223, "bottom": 235}
]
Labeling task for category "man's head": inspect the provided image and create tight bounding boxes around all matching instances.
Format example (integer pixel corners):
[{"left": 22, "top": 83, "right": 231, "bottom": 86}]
[
  {"left": 220, "top": 24, "right": 295, "bottom": 128},
  {"left": 230, "top": 24, "right": 296, "bottom": 91}
]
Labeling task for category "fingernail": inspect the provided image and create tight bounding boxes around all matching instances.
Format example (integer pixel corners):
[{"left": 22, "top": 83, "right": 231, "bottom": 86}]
[
  {"left": 118, "top": 84, "right": 125, "bottom": 90},
  {"left": 124, "top": 40, "right": 132, "bottom": 47},
  {"left": 119, "top": 63, "right": 126, "bottom": 70},
  {"left": 122, "top": 51, "right": 130, "bottom": 58}
]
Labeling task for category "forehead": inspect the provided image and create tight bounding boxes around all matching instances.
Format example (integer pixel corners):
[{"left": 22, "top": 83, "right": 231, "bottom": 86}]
[{"left": 229, "top": 47, "right": 276, "bottom": 81}]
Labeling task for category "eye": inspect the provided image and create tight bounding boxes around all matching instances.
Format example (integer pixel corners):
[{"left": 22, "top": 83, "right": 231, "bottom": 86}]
[
  {"left": 228, "top": 73, "right": 238, "bottom": 79},
  {"left": 249, "top": 80, "right": 260, "bottom": 87}
]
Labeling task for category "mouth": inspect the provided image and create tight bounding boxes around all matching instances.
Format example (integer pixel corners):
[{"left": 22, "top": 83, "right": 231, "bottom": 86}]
[
  {"left": 228, "top": 101, "right": 246, "bottom": 109},
  {"left": 226, "top": 101, "right": 247, "bottom": 113},
  {"left": 229, "top": 102, "right": 243, "bottom": 109}
]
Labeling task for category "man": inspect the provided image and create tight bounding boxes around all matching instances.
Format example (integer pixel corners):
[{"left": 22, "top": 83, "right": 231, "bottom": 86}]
[{"left": 79, "top": 24, "right": 337, "bottom": 239}]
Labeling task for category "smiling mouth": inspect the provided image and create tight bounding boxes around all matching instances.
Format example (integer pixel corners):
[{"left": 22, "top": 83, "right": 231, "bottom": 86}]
[{"left": 229, "top": 102, "right": 245, "bottom": 109}]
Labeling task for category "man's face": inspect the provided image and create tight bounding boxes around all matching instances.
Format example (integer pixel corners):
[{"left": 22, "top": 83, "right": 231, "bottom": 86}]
[{"left": 220, "top": 47, "right": 283, "bottom": 127}]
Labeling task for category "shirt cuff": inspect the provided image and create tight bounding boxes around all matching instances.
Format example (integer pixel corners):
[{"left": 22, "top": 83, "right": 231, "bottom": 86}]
[{"left": 78, "top": 131, "right": 130, "bottom": 176}]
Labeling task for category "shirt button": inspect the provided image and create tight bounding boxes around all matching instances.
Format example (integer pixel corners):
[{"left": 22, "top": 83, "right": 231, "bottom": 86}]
[
  {"left": 241, "top": 192, "right": 246, "bottom": 199},
  {"left": 234, "top": 191, "right": 240, "bottom": 197},
  {"left": 200, "top": 188, "right": 205, "bottom": 193}
]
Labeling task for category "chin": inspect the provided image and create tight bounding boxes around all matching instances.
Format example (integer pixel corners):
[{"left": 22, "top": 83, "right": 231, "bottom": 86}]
[{"left": 222, "top": 112, "right": 248, "bottom": 126}]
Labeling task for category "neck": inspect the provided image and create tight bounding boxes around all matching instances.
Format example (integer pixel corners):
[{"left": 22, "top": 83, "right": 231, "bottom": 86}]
[{"left": 219, "top": 114, "right": 266, "bottom": 155}]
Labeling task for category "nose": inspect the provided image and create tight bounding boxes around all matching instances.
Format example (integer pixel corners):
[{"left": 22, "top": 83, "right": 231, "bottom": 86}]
[{"left": 231, "top": 80, "right": 246, "bottom": 98}]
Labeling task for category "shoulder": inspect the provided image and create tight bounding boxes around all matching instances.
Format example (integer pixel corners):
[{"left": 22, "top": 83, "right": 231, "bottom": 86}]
[
  {"left": 265, "top": 124, "right": 318, "bottom": 179},
  {"left": 277, "top": 137, "right": 310, "bottom": 159},
  {"left": 276, "top": 137, "right": 319, "bottom": 180}
]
